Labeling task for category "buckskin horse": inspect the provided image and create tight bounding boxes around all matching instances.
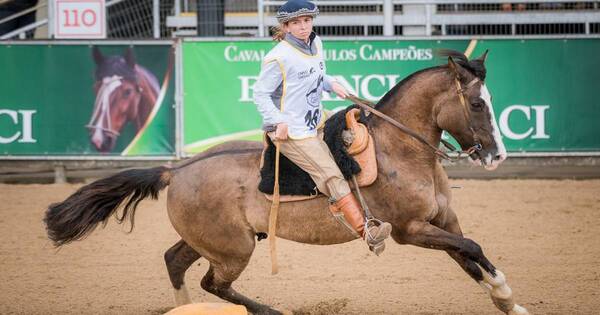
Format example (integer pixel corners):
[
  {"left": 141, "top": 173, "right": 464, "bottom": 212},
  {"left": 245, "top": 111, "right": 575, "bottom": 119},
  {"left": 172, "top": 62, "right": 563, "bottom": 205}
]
[
  {"left": 87, "top": 47, "right": 160, "bottom": 152},
  {"left": 45, "top": 50, "right": 529, "bottom": 315}
]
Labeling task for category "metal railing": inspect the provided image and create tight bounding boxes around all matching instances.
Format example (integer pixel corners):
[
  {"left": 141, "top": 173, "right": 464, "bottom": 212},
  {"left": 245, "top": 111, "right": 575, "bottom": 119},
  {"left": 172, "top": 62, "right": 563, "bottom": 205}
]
[
  {"left": 256, "top": 0, "right": 600, "bottom": 36},
  {"left": 166, "top": 0, "right": 600, "bottom": 37},
  {"left": 2, "top": 0, "right": 600, "bottom": 39},
  {"left": 0, "top": 2, "right": 48, "bottom": 39},
  {"left": 0, "top": 0, "right": 165, "bottom": 40}
]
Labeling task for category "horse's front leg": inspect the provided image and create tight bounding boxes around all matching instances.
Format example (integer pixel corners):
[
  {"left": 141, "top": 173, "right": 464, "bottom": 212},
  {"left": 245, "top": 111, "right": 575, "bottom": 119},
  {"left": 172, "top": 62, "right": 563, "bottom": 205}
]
[{"left": 394, "top": 218, "right": 529, "bottom": 315}]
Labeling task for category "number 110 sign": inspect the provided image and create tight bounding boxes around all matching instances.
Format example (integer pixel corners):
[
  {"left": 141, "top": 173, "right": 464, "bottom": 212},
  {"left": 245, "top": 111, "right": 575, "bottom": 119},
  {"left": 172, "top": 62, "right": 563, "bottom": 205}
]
[{"left": 54, "top": 0, "right": 106, "bottom": 39}]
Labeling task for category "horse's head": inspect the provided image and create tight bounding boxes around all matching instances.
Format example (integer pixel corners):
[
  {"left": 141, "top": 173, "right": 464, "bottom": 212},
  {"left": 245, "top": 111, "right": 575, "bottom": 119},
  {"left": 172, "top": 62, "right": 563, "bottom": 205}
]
[
  {"left": 435, "top": 50, "right": 507, "bottom": 170},
  {"left": 88, "top": 47, "right": 142, "bottom": 152}
]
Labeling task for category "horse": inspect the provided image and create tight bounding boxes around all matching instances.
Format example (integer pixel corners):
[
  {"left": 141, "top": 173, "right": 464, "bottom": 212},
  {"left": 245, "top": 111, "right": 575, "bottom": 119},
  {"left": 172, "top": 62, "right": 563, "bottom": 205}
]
[
  {"left": 87, "top": 47, "right": 160, "bottom": 152},
  {"left": 44, "top": 50, "right": 529, "bottom": 315}
]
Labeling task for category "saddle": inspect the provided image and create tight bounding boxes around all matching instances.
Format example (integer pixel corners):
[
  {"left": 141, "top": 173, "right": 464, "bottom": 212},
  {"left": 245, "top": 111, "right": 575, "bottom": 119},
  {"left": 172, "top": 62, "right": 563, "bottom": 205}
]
[{"left": 259, "top": 106, "right": 377, "bottom": 202}]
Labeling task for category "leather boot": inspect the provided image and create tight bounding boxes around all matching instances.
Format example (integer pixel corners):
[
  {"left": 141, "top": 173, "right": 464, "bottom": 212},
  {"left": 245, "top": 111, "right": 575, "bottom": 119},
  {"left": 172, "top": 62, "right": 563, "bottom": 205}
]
[
  {"left": 364, "top": 221, "right": 392, "bottom": 256},
  {"left": 332, "top": 193, "right": 365, "bottom": 236},
  {"left": 332, "top": 193, "right": 392, "bottom": 255}
]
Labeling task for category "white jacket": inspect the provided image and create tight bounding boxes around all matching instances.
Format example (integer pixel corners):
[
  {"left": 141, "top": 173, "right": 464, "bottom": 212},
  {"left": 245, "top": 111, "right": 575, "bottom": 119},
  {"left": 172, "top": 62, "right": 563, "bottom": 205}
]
[{"left": 253, "top": 34, "right": 335, "bottom": 139}]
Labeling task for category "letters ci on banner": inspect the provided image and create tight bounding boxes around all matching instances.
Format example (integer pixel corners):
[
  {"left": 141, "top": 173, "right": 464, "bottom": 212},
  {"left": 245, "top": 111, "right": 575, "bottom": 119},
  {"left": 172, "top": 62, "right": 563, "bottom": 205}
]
[{"left": 181, "top": 38, "right": 600, "bottom": 154}]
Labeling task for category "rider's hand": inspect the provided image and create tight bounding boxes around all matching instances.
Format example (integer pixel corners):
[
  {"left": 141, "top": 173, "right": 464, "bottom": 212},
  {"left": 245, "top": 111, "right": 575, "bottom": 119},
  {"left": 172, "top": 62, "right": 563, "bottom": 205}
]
[
  {"left": 331, "top": 81, "right": 349, "bottom": 99},
  {"left": 275, "top": 123, "right": 288, "bottom": 140}
]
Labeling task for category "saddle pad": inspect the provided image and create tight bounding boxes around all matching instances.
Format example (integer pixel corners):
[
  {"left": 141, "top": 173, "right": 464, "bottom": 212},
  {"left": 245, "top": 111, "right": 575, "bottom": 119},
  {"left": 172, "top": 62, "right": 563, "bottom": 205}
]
[{"left": 258, "top": 105, "right": 376, "bottom": 197}]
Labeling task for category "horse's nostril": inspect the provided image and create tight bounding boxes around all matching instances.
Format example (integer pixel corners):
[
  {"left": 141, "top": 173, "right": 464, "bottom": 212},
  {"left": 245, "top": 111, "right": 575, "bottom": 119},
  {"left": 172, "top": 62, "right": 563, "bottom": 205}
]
[{"left": 494, "top": 154, "right": 507, "bottom": 162}]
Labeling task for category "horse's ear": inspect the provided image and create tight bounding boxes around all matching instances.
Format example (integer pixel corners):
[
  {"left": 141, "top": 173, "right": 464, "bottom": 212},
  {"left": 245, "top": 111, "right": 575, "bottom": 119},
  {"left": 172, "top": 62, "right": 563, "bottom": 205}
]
[
  {"left": 476, "top": 49, "right": 489, "bottom": 64},
  {"left": 124, "top": 47, "right": 136, "bottom": 69},
  {"left": 92, "top": 46, "right": 104, "bottom": 65},
  {"left": 447, "top": 56, "right": 470, "bottom": 80},
  {"left": 447, "top": 56, "right": 460, "bottom": 77}
]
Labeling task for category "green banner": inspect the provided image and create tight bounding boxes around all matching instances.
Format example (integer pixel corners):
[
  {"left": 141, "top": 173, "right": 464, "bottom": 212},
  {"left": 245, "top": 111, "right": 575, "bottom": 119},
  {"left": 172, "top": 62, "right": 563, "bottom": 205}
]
[
  {"left": 0, "top": 44, "right": 175, "bottom": 156},
  {"left": 182, "top": 38, "right": 600, "bottom": 154}
]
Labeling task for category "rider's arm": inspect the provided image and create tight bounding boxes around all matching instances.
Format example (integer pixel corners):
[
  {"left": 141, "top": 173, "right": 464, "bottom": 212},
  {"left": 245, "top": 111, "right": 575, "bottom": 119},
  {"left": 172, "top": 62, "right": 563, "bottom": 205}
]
[
  {"left": 323, "top": 75, "right": 338, "bottom": 93},
  {"left": 324, "top": 75, "right": 348, "bottom": 99},
  {"left": 253, "top": 59, "right": 287, "bottom": 126}
]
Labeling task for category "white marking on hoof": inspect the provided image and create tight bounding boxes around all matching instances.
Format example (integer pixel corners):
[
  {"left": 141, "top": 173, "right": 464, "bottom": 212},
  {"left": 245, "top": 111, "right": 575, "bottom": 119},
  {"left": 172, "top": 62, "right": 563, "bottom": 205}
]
[
  {"left": 492, "top": 283, "right": 513, "bottom": 300},
  {"left": 174, "top": 284, "right": 192, "bottom": 306},
  {"left": 508, "top": 304, "right": 530, "bottom": 315},
  {"left": 478, "top": 267, "right": 517, "bottom": 313},
  {"left": 483, "top": 269, "right": 507, "bottom": 288},
  {"left": 478, "top": 281, "right": 492, "bottom": 293}
]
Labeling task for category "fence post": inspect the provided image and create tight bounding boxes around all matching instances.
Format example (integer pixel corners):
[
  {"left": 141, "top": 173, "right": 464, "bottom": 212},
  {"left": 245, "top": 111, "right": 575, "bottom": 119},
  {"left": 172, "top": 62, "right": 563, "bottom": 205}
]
[
  {"left": 383, "top": 0, "right": 393, "bottom": 36},
  {"left": 585, "top": 22, "right": 590, "bottom": 35},
  {"left": 425, "top": 4, "right": 432, "bottom": 36},
  {"left": 48, "top": 0, "right": 54, "bottom": 38},
  {"left": 175, "top": 39, "right": 184, "bottom": 159},
  {"left": 54, "top": 164, "right": 67, "bottom": 184},
  {"left": 153, "top": 0, "right": 160, "bottom": 39},
  {"left": 258, "top": 0, "right": 265, "bottom": 37}
]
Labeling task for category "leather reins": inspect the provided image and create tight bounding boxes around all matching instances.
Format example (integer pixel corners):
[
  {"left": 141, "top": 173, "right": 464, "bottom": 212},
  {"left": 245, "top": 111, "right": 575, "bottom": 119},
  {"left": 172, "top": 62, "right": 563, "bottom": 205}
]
[{"left": 346, "top": 76, "right": 483, "bottom": 162}]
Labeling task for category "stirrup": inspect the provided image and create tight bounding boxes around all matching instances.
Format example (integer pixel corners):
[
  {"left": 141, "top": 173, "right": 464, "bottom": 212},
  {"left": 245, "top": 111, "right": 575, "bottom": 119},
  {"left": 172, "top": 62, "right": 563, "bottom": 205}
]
[
  {"left": 369, "top": 242, "right": 386, "bottom": 256},
  {"left": 364, "top": 219, "right": 392, "bottom": 256},
  {"left": 364, "top": 219, "right": 391, "bottom": 242}
]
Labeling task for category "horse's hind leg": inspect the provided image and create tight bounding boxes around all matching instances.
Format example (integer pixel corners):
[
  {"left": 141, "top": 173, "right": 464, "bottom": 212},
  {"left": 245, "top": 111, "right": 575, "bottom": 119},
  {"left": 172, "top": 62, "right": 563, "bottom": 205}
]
[
  {"left": 164, "top": 239, "right": 201, "bottom": 306},
  {"left": 201, "top": 264, "right": 282, "bottom": 315},
  {"left": 396, "top": 212, "right": 529, "bottom": 315},
  {"left": 197, "top": 231, "right": 283, "bottom": 315}
]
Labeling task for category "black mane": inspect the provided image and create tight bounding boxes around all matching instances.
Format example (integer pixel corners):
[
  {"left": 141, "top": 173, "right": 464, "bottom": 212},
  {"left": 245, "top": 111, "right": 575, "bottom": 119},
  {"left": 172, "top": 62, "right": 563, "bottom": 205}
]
[
  {"left": 375, "top": 67, "right": 438, "bottom": 110},
  {"left": 95, "top": 56, "right": 137, "bottom": 83},
  {"left": 437, "top": 49, "right": 487, "bottom": 80}
]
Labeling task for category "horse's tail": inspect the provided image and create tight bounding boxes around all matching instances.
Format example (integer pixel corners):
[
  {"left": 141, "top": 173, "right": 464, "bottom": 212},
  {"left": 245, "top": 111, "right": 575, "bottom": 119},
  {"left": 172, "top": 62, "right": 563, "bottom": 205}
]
[{"left": 44, "top": 166, "right": 171, "bottom": 247}]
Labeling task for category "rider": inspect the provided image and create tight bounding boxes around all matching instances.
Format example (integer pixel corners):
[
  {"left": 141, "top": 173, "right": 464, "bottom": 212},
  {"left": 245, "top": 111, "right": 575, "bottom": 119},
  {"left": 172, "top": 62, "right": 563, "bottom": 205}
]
[{"left": 252, "top": 0, "right": 392, "bottom": 254}]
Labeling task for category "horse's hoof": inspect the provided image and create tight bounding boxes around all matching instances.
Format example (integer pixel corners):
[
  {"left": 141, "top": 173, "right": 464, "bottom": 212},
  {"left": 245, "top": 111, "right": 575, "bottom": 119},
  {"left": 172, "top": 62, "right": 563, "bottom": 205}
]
[
  {"left": 482, "top": 269, "right": 506, "bottom": 287},
  {"left": 508, "top": 304, "right": 530, "bottom": 315}
]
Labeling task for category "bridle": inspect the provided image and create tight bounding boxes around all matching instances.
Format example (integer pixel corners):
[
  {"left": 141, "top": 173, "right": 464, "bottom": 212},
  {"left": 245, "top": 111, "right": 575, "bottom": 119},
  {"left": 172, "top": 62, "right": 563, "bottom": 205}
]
[
  {"left": 86, "top": 75, "right": 124, "bottom": 138},
  {"left": 453, "top": 76, "right": 483, "bottom": 155},
  {"left": 346, "top": 76, "right": 483, "bottom": 161}
]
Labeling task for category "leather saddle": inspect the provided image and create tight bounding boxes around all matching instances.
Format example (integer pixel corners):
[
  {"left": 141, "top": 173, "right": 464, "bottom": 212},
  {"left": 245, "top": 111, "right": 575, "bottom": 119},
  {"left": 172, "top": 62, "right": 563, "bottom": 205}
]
[{"left": 259, "top": 107, "right": 377, "bottom": 202}]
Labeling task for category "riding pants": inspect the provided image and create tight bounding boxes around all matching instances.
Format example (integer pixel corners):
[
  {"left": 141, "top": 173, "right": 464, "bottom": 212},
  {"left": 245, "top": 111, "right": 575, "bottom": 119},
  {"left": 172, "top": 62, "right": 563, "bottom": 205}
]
[{"left": 267, "top": 128, "right": 351, "bottom": 201}]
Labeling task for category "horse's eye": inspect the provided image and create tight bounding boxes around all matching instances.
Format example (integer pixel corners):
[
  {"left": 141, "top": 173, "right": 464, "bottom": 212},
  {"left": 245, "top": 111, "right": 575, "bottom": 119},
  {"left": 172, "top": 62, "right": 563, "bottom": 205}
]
[{"left": 123, "top": 89, "right": 132, "bottom": 97}]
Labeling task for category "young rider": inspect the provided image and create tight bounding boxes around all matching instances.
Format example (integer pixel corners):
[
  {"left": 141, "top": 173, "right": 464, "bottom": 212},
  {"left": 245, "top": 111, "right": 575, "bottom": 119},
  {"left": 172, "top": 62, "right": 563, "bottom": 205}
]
[{"left": 253, "top": 0, "right": 392, "bottom": 254}]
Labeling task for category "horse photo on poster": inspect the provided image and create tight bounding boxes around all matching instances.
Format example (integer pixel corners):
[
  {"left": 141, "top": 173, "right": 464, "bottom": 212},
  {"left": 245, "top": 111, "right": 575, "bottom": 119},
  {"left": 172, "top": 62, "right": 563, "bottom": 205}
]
[{"left": 87, "top": 47, "right": 160, "bottom": 152}]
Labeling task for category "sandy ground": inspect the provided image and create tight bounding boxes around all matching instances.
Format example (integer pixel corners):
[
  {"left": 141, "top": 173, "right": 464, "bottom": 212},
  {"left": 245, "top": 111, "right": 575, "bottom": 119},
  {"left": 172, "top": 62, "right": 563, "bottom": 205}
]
[{"left": 1, "top": 179, "right": 599, "bottom": 315}]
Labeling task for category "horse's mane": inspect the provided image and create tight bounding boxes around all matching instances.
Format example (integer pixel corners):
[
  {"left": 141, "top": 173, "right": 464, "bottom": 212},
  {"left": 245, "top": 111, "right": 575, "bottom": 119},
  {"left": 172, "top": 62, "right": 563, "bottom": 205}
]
[
  {"left": 375, "top": 49, "right": 486, "bottom": 110},
  {"left": 436, "top": 49, "right": 487, "bottom": 80},
  {"left": 375, "top": 67, "right": 438, "bottom": 109},
  {"left": 95, "top": 55, "right": 137, "bottom": 83},
  {"left": 136, "top": 66, "right": 160, "bottom": 95}
]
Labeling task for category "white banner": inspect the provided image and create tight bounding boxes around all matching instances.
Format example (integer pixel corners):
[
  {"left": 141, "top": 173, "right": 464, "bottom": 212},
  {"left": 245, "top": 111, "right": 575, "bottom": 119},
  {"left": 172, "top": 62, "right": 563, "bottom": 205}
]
[{"left": 54, "top": 0, "right": 106, "bottom": 39}]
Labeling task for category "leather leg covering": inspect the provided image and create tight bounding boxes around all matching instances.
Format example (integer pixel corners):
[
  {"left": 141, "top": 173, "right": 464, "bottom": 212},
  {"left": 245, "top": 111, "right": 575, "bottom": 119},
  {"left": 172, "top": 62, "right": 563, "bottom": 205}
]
[{"left": 330, "top": 193, "right": 365, "bottom": 237}]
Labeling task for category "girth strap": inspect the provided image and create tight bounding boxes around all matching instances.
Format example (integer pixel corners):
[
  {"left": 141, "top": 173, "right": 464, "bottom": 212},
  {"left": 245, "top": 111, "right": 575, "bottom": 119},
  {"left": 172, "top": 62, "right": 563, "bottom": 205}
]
[{"left": 268, "top": 142, "right": 281, "bottom": 275}]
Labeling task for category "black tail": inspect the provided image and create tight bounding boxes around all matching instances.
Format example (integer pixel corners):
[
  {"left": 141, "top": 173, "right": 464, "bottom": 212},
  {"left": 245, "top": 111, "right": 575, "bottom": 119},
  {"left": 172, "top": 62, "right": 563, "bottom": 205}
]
[{"left": 44, "top": 166, "right": 171, "bottom": 247}]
